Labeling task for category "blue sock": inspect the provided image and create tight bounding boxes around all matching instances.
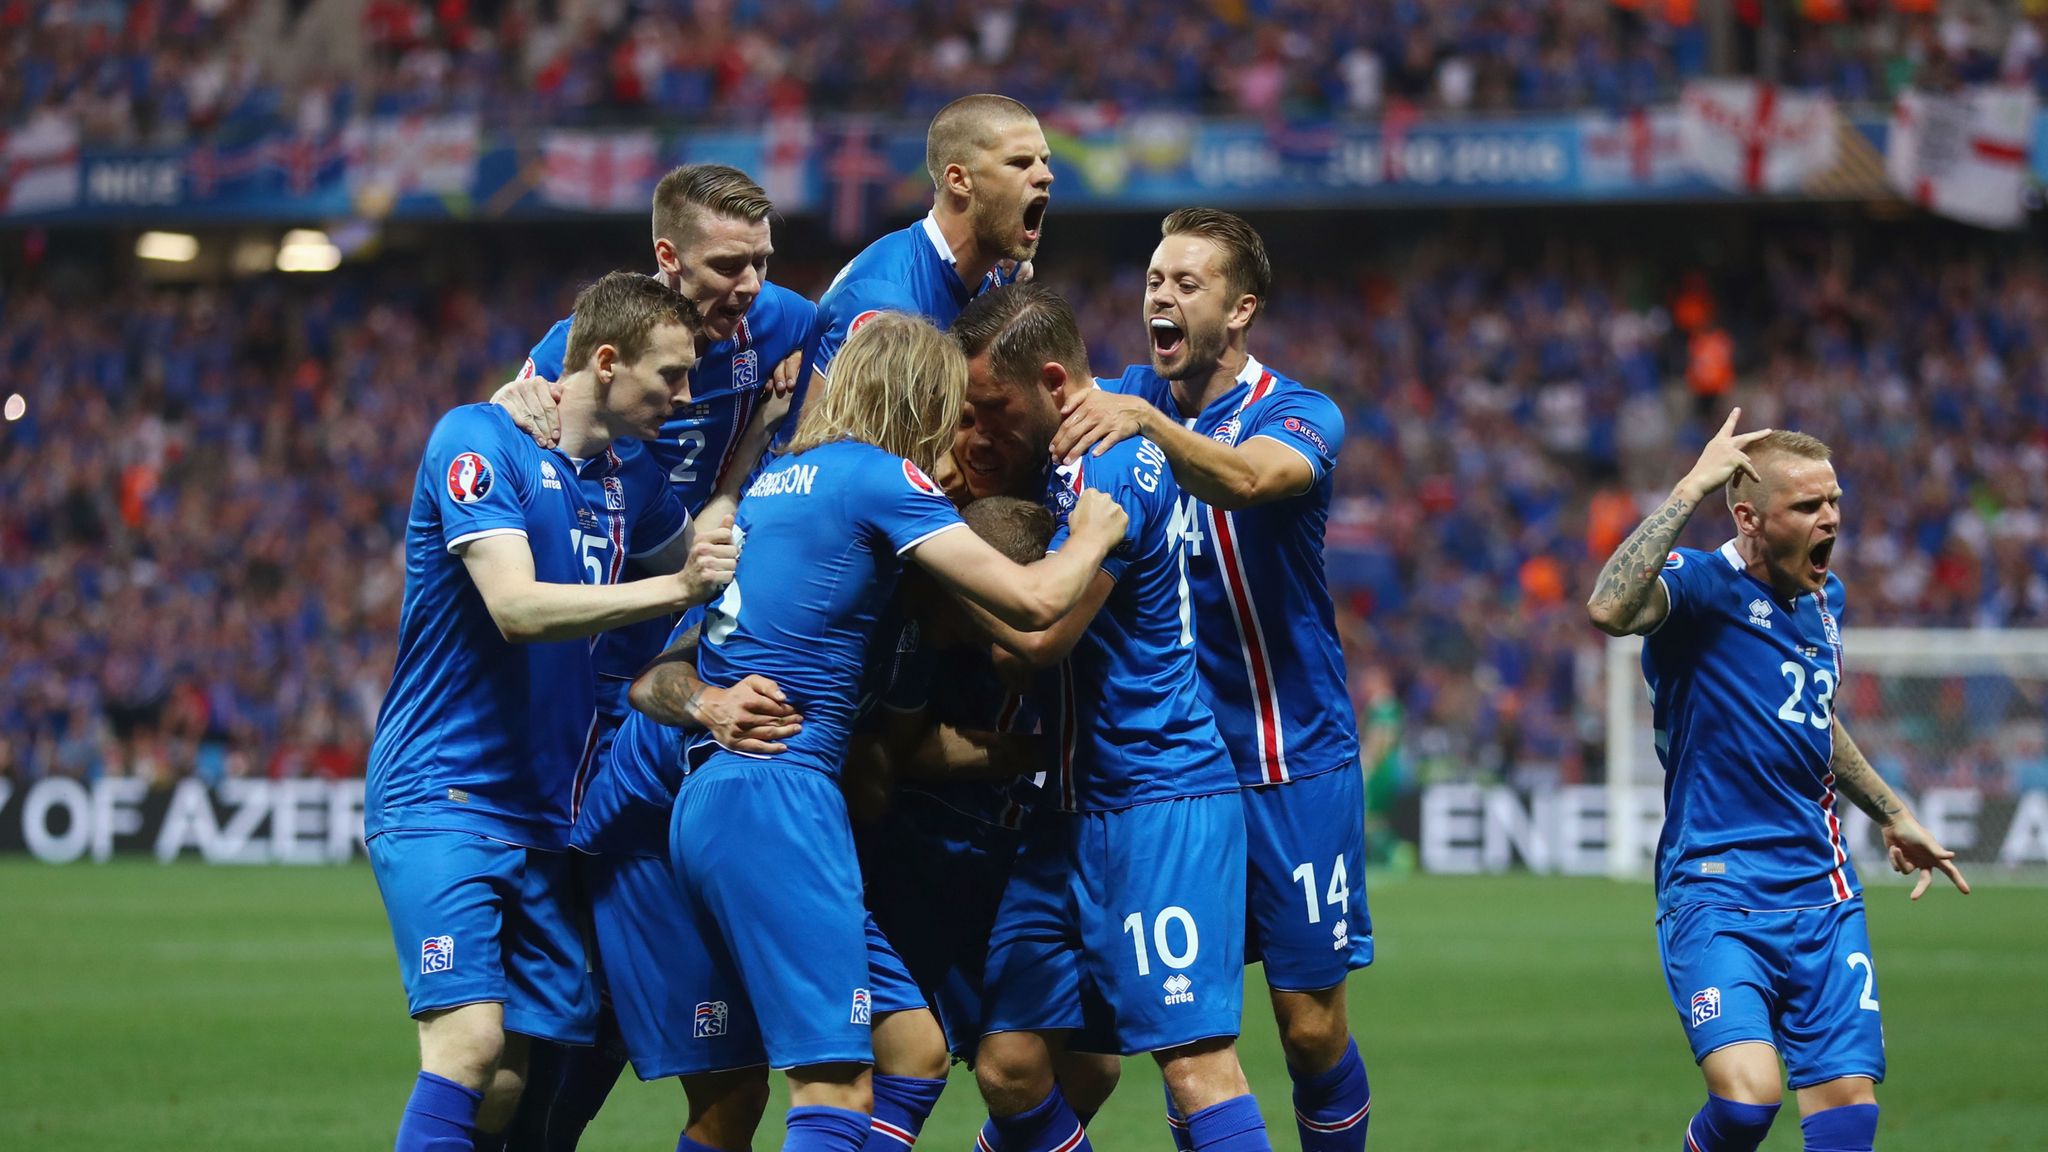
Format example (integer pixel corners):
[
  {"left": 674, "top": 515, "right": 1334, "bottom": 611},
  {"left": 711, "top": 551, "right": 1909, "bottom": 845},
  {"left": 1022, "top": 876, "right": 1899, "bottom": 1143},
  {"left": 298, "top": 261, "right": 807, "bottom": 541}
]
[
  {"left": 783, "top": 1105, "right": 872, "bottom": 1152},
  {"left": 1291, "top": 1039, "right": 1371, "bottom": 1152},
  {"left": 987, "top": 1085, "right": 1092, "bottom": 1152},
  {"left": 1800, "top": 1103, "right": 1878, "bottom": 1152},
  {"left": 1683, "top": 1095, "right": 1779, "bottom": 1152},
  {"left": 1185, "top": 1095, "right": 1272, "bottom": 1152},
  {"left": 676, "top": 1137, "right": 724, "bottom": 1152},
  {"left": 396, "top": 1071, "right": 483, "bottom": 1152},
  {"left": 1163, "top": 1081, "right": 1196, "bottom": 1152},
  {"left": 861, "top": 1074, "right": 945, "bottom": 1149}
]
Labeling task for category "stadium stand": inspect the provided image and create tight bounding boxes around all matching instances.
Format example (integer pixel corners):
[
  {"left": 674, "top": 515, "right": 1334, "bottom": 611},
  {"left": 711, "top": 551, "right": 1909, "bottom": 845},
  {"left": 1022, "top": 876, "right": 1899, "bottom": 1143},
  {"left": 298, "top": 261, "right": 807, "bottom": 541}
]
[{"left": 3, "top": 224, "right": 2042, "bottom": 808}]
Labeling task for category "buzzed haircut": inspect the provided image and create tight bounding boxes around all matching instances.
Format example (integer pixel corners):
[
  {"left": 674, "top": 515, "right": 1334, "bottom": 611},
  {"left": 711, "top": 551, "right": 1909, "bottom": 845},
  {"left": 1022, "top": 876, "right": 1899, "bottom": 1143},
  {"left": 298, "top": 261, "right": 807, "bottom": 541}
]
[
  {"left": 1162, "top": 207, "right": 1273, "bottom": 323},
  {"left": 951, "top": 282, "right": 1089, "bottom": 390},
  {"left": 925, "top": 94, "right": 1038, "bottom": 186},
  {"left": 651, "top": 164, "right": 775, "bottom": 247},
  {"left": 964, "top": 496, "right": 1056, "bottom": 565},
  {"left": 1728, "top": 430, "right": 1834, "bottom": 510},
  {"left": 563, "top": 272, "right": 701, "bottom": 372}
]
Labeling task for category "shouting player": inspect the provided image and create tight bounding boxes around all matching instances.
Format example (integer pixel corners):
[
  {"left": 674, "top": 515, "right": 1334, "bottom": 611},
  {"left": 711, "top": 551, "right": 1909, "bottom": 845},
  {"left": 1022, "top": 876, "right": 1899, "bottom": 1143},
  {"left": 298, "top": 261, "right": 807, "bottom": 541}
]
[
  {"left": 490, "top": 164, "right": 814, "bottom": 1151},
  {"left": 1586, "top": 412, "right": 1969, "bottom": 1152},
  {"left": 365, "top": 273, "right": 735, "bottom": 1152},
  {"left": 797, "top": 94, "right": 1052, "bottom": 402},
  {"left": 1052, "top": 208, "right": 1374, "bottom": 1151},
  {"left": 953, "top": 283, "right": 1277, "bottom": 1152},
  {"left": 670, "top": 313, "right": 1127, "bottom": 1152}
]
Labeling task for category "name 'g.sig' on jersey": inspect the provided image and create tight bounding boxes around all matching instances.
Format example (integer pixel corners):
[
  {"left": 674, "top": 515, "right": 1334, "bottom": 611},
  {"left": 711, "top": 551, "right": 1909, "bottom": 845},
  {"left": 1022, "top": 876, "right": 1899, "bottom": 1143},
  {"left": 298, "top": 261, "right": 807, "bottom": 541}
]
[
  {"left": 1104, "top": 356, "right": 1359, "bottom": 788},
  {"left": 693, "top": 440, "right": 966, "bottom": 782},
  {"left": 1644, "top": 541, "right": 1856, "bottom": 913},
  {"left": 1038, "top": 434, "right": 1236, "bottom": 813},
  {"left": 367, "top": 404, "right": 612, "bottom": 851}
]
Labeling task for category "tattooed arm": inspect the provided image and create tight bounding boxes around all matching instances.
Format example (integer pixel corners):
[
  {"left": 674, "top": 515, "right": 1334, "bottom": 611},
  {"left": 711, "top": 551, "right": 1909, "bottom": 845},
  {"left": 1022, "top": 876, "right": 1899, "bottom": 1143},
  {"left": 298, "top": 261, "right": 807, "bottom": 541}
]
[
  {"left": 1834, "top": 717, "right": 1971, "bottom": 900},
  {"left": 1587, "top": 408, "right": 1774, "bottom": 636}
]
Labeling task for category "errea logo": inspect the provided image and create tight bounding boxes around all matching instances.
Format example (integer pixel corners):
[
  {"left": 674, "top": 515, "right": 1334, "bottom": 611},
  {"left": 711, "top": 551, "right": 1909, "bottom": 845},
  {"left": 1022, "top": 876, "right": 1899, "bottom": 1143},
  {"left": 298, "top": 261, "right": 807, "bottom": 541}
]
[
  {"left": 1747, "top": 598, "right": 1773, "bottom": 630},
  {"left": 1162, "top": 973, "right": 1195, "bottom": 1006},
  {"left": 540, "top": 460, "right": 564, "bottom": 491}
]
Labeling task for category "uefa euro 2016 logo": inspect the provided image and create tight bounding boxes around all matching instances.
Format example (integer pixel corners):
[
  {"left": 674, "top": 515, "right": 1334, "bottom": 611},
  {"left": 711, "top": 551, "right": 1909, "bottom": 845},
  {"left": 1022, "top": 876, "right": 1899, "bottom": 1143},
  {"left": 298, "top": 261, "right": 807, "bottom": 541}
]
[
  {"left": 420, "top": 935, "right": 455, "bottom": 975},
  {"left": 446, "top": 453, "right": 494, "bottom": 504},
  {"left": 693, "top": 1001, "right": 728, "bottom": 1039},
  {"left": 1690, "top": 987, "right": 1721, "bottom": 1028}
]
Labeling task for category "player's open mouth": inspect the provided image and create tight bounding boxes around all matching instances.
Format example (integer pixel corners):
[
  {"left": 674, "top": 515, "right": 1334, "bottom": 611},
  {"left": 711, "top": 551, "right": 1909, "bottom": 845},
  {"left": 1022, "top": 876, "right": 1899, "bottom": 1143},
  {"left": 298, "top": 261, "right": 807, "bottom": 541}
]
[
  {"left": 1809, "top": 537, "right": 1834, "bottom": 574},
  {"left": 1022, "top": 197, "right": 1048, "bottom": 241},
  {"left": 1150, "top": 316, "right": 1185, "bottom": 359}
]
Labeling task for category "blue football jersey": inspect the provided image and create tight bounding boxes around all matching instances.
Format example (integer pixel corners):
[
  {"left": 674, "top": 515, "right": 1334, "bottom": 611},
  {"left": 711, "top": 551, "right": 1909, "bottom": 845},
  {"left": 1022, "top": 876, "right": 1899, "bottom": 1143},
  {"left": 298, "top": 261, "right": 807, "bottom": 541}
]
[
  {"left": 524, "top": 279, "right": 815, "bottom": 756},
  {"left": 569, "top": 438, "right": 687, "bottom": 803},
  {"left": 1644, "top": 541, "right": 1856, "bottom": 912},
  {"left": 693, "top": 440, "right": 966, "bottom": 781},
  {"left": 366, "top": 404, "right": 612, "bottom": 850},
  {"left": 885, "top": 618, "right": 1042, "bottom": 831},
  {"left": 1036, "top": 435, "right": 1237, "bottom": 812},
  {"left": 1107, "top": 358, "right": 1360, "bottom": 787},
  {"left": 800, "top": 214, "right": 1015, "bottom": 386}
]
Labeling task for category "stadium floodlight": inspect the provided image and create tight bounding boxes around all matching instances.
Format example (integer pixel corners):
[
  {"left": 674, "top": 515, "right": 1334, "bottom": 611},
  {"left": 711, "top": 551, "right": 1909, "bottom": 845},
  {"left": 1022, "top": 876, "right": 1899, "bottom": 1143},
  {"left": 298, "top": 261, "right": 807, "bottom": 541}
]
[
  {"left": 135, "top": 231, "right": 198, "bottom": 263},
  {"left": 275, "top": 230, "right": 342, "bottom": 272}
]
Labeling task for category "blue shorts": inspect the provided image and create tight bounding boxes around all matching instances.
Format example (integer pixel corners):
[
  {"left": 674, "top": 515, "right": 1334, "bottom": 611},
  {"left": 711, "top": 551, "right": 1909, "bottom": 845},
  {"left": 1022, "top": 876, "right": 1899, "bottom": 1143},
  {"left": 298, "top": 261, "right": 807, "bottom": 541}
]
[
  {"left": 669, "top": 756, "right": 879, "bottom": 1070},
  {"left": 860, "top": 790, "right": 1026, "bottom": 1061},
  {"left": 367, "top": 829, "right": 597, "bottom": 1044},
  {"left": 587, "top": 849, "right": 923, "bottom": 1080},
  {"left": 983, "top": 793, "right": 1247, "bottom": 1057},
  {"left": 1657, "top": 897, "right": 1886, "bottom": 1089},
  {"left": 1243, "top": 765, "right": 1374, "bottom": 991}
]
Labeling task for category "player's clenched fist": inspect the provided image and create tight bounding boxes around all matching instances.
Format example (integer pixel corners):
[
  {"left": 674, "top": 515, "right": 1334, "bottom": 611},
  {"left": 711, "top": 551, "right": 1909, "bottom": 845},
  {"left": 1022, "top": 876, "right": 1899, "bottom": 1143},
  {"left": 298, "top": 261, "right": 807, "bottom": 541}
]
[
  {"left": 1066, "top": 488, "right": 1129, "bottom": 549},
  {"left": 1678, "top": 407, "right": 1775, "bottom": 502},
  {"left": 677, "top": 515, "right": 739, "bottom": 603}
]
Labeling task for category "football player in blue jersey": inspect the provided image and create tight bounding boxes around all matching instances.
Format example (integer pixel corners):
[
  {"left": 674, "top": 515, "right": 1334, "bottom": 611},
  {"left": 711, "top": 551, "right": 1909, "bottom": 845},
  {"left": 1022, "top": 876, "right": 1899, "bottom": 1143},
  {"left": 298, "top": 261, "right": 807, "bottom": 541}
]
[
  {"left": 795, "top": 94, "right": 1051, "bottom": 404},
  {"left": 948, "top": 283, "right": 1277, "bottom": 1152},
  {"left": 1586, "top": 413, "right": 1969, "bottom": 1152},
  {"left": 1051, "top": 209, "right": 1373, "bottom": 1152},
  {"left": 668, "top": 313, "right": 1127, "bottom": 1152},
  {"left": 366, "top": 273, "right": 740, "bottom": 1152},
  {"left": 487, "top": 165, "right": 816, "bottom": 1152}
]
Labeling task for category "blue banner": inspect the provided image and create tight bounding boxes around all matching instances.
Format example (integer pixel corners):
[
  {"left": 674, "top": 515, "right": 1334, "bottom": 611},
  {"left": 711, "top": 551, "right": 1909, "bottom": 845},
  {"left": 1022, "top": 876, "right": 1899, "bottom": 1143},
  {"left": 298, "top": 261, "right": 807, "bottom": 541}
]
[{"left": 0, "top": 108, "right": 2024, "bottom": 225}]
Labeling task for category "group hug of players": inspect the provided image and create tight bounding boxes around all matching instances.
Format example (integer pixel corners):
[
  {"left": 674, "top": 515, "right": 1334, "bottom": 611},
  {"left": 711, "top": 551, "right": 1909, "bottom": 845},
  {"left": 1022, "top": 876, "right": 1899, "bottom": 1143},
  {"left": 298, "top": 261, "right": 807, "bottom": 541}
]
[{"left": 364, "top": 95, "right": 1970, "bottom": 1152}]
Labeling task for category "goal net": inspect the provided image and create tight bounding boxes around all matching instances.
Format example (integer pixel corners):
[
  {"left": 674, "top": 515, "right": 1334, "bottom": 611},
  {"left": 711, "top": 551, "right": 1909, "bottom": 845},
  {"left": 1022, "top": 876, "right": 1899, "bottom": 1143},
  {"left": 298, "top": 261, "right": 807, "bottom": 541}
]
[{"left": 1604, "top": 628, "right": 2048, "bottom": 884}]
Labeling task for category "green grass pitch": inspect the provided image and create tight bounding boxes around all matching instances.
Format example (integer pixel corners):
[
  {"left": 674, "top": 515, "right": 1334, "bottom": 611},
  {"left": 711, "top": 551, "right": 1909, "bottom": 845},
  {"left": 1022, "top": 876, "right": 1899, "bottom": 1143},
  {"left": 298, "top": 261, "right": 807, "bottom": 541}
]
[{"left": 2, "top": 862, "right": 2040, "bottom": 1150}]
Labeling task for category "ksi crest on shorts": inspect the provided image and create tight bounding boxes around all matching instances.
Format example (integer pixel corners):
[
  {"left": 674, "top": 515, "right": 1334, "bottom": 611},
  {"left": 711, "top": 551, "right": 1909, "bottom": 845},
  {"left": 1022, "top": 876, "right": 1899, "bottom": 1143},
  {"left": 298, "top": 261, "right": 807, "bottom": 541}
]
[
  {"left": 421, "top": 935, "right": 455, "bottom": 975},
  {"left": 693, "top": 1000, "right": 729, "bottom": 1038},
  {"left": 1690, "top": 986, "right": 1721, "bottom": 1028}
]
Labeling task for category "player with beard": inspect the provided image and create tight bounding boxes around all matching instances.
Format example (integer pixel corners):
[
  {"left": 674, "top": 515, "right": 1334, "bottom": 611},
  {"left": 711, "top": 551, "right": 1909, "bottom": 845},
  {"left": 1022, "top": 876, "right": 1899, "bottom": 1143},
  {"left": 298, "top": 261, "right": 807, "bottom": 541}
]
[
  {"left": 794, "top": 94, "right": 1052, "bottom": 409},
  {"left": 952, "top": 283, "right": 1276, "bottom": 1152},
  {"left": 1588, "top": 417, "right": 1967, "bottom": 1152},
  {"left": 1053, "top": 209, "right": 1374, "bottom": 1152}
]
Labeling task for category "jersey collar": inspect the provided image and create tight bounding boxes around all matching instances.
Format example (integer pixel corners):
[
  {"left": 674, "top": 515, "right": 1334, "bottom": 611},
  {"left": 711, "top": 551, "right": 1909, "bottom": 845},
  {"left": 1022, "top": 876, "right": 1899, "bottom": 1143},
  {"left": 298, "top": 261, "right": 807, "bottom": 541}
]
[
  {"left": 919, "top": 213, "right": 957, "bottom": 267},
  {"left": 1194, "top": 354, "right": 1271, "bottom": 422}
]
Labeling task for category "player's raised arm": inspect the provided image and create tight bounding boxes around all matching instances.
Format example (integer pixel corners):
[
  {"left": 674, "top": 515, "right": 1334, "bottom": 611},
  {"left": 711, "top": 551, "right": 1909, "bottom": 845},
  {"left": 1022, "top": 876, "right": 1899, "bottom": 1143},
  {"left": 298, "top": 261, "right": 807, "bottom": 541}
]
[
  {"left": 1587, "top": 408, "right": 1776, "bottom": 636},
  {"left": 1829, "top": 717, "right": 1971, "bottom": 900},
  {"left": 910, "top": 487, "right": 1127, "bottom": 631}
]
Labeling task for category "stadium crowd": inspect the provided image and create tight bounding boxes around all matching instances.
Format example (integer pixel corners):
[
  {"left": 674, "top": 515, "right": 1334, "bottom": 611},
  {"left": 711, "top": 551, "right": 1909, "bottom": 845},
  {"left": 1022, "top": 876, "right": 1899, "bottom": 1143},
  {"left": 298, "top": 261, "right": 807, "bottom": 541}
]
[
  {"left": 3, "top": 225, "right": 2043, "bottom": 798},
  {"left": 10, "top": 0, "right": 2045, "bottom": 145}
]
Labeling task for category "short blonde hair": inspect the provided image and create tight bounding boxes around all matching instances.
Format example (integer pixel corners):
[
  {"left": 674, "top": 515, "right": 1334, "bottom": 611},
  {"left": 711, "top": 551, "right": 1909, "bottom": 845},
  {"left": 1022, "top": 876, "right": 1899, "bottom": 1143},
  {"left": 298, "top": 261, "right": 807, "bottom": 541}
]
[
  {"left": 788, "top": 312, "right": 966, "bottom": 474},
  {"left": 1728, "top": 430, "right": 1834, "bottom": 510}
]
